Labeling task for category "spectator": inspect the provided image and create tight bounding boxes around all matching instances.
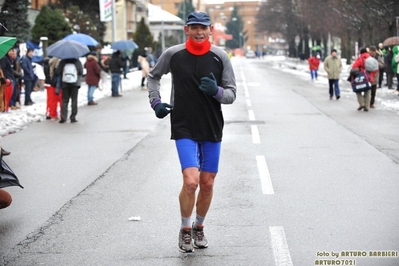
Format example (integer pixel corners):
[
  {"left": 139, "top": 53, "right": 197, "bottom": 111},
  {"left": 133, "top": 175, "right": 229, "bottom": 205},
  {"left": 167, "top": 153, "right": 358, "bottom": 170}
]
[
  {"left": 20, "top": 49, "right": 36, "bottom": 106},
  {"left": 55, "top": 57, "right": 83, "bottom": 123},
  {"left": 109, "top": 51, "right": 124, "bottom": 97},
  {"left": 384, "top": 47, "right": 394, "bottom": 90},
  {"left": 351, "top": 47, "right": 378, "bottom": 112},
  {"left": 43, "top": 56, "right": 62, "bottom": 120},
  {"left": 368, "top": 46, "right": 384, "bottom": 108},
  {"left": 121, "top": 51, "right": 130, "bottom": 79},
  {"left": 307, "top": 53, "right": 320, "bottom": 81},
  {"left": 84, "top": 52, "right": 101, "bottom": 105},
  {"left": 96, "top": 47, "right": 110, "bottom": 91},
  {"left": 392, "top": 45, "right": 399, "bottom": 93},
  {"left": 324, "top": 49, "right": 342, "bottom": 100},
  {"left": 0, "top": 66, "right": 5, "bottom": 112},
  {"left": 377, "top": 43, "right": 385, "bottom": 88},
  {"left": 10, "top": 49, "right": 22, "bottom": 109},
  {"left": 0, "top": 49, "right": 16, "bottom": 110},
  {"left": 137, "top": 54, "right": 149, "bottom": 89}
]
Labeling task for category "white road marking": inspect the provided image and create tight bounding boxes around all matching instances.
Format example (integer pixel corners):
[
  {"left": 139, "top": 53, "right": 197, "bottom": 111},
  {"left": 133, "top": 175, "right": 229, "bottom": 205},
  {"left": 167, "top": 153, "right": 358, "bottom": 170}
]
[
  {"left": 248, "top": 110, "right": 255, "bottom": 121},
  {"left": 246, "top": 99, "right": 252, "bottom": 107},
  {"left": 251, "top": 125, "right": 261, "bottom": 144},
  {"left": 270, "top": 226, "right": 294, "bottom": 266},
  {"left": 256, "top": 155, "right": 274, "bottom": 195}
]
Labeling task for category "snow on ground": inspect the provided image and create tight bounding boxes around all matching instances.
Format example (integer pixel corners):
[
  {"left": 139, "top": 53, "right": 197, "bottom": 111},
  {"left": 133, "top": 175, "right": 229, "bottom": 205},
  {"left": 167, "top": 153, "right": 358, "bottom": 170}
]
[
  {"left": 0, "top": 71, "right": 142, "bottom": 138},
  {"left": 265, "top": 55, "right": 399, "bottom": 114}
]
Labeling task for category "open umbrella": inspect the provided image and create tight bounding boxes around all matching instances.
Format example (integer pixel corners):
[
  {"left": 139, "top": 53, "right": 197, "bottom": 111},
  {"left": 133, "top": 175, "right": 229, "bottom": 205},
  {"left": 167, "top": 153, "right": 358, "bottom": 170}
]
[
  {"left": 0, "top": 36, "right": 17, "bottom": 59},
  {"left": 111, "top": 40, "right": 139, "bottom": 50},
  {"left": 0, "top": 151, "right": 23, "bottom": 189},
  {"left": 63, "top": 33, "right": 99, "bottom": 46},
  {"left": 311, "top": 45, "right": 321, "bottom": 51},
  {"left": 46, "top": 39, "right": 90, "bottom": 59},
  {"left": 382, "top": 36, "right": 399, "bottom": 47}
]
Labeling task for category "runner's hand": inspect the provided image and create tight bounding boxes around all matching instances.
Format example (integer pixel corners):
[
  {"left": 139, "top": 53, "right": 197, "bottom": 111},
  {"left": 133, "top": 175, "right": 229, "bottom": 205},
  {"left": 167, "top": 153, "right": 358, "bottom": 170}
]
[
  {"left": 199, "top": 72, "right": 218, "bottom": 96},
  {"left": 154, "top": 102, "right": 173, "bottom": 118}
]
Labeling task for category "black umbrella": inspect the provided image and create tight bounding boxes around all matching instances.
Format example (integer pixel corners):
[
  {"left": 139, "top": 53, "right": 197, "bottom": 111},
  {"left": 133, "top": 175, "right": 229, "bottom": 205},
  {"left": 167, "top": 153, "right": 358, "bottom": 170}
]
[{"left": 0, "top": 151, "right": 23, "bottom": 189}]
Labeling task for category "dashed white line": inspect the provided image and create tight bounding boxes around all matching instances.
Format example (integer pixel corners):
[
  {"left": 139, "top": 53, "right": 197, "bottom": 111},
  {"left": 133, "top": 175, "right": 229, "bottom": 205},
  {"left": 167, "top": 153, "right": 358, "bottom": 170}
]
[
  {"left": 248, "top": 110, "right": 255, "bottom": 121},
  {"left": 246, "top": 99, "right": 252, "bottom": 107},
  {"left": 270, "top": 226, "right": 294, "bottom": 266},
  {"left": 251, "top": 125, "right": 261, "bottom": 144},
  {"left": 256, "top": 155, "right": 274, "bottom": 195}
]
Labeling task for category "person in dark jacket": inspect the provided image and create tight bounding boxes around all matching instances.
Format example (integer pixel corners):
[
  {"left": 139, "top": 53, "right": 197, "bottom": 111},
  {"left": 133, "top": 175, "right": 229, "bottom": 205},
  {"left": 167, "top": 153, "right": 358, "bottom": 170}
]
[
  {"left": 55, "top": 58, "right": 83, "bottom": 123},
  {"left": 20, "top": 49, "right": 36, "bottom": 106},
  {"left": 84, "top": 52, "right": 101, "bottom": 105},
  {"left": 11, "top": 49, "right": 22, "bottom": 109},
  {"left": 109, "top": 51, "right": 124, "bottom": 97},
  {"left": 384, "top": 48, "right": 394, "bottom": 90},
  {"left": 0, "top": 49, "right": 16, "bottom": 110}
]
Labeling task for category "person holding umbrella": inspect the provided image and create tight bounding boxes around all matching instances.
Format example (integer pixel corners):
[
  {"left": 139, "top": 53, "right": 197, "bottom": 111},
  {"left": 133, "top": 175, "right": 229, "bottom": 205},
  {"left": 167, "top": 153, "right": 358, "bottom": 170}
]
[
  {"left": 47, "top": 40, "right": 88, "bottom": 123},
  {"left": 55, "top": 57, "right": 83, "bottom": 123}
]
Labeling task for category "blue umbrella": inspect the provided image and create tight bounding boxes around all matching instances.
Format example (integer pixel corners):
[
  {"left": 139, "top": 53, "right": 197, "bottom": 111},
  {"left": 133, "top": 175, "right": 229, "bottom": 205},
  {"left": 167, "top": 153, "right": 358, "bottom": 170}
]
[
  {"left": 111, "top": 40, "right": 139, "bottom": 50},
  {"left": 63, "top": 33, "right": 99, "bottom": 46},
  {"left": 46, "top": 40, "right": 90, "bottom": 59}
]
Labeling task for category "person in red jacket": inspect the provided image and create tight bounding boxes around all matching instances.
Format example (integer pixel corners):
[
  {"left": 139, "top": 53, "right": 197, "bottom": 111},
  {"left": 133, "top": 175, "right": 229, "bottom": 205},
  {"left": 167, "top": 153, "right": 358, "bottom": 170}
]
[
  {"left": 308, "top": 53, "right": 320, "bottom": 81},
  {"left": 84, "top": 52, "right": 101, "bottom": 105},
  {"left": 351, "top": 47, "right": 378, "bottom": 112}
]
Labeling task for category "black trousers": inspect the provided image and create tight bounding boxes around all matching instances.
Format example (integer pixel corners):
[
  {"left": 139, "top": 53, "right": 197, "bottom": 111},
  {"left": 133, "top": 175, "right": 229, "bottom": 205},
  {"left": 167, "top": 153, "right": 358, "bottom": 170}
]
[{"left": 61, "top": 86, "right": 79, "bottom": 121}]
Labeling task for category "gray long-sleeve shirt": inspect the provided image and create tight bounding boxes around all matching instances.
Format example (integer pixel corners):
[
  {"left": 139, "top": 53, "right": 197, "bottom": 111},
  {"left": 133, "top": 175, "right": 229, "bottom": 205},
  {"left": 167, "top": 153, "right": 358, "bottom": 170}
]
[{"left": 147, "top": 43, "right": 236, "bottom": 141}]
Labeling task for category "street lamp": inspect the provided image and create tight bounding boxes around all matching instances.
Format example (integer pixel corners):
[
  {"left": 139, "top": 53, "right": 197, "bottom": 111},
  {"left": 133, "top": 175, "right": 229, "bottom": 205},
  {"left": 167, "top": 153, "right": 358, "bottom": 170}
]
[{"left": 40, "top": 36, "right": 48, "bottom": 57}]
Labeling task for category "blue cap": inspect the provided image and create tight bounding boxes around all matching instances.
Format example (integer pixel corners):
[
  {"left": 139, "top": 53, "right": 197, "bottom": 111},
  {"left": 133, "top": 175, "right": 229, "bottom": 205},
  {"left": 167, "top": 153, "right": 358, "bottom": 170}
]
[{"left": 186, "top": 12, "right": 211, "bottom": 26}]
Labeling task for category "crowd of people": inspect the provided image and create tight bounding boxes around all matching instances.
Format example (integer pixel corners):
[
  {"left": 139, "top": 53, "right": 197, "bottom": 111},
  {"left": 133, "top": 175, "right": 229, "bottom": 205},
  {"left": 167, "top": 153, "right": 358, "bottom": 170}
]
[
  {"left": 308, "top": 42, "right": 399, "bottom": 111},
  {"left": 0, "top": 45, "right": 157, "bottom": 122}
]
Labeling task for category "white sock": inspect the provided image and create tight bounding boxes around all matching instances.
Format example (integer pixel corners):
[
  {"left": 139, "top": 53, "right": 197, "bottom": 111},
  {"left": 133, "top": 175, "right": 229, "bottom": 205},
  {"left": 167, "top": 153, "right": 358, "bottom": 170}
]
[
  {"left": 194, "top": 214, "right": 205, "bottom": 227},
  {"left": 181, "top": 216, "right": 191, "bottom": 229}
]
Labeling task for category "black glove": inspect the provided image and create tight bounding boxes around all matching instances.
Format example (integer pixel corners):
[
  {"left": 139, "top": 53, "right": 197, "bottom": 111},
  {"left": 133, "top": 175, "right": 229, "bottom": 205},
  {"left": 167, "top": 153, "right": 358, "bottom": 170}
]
[
  {"left": 199, "top": 72, "right": 218, "bottom": 96},
  {"left": 154, "top": 102, "right": 173, "bottom": 119},
  {"left": 0, "top": 77, "right": 5, "bottom": 85}
]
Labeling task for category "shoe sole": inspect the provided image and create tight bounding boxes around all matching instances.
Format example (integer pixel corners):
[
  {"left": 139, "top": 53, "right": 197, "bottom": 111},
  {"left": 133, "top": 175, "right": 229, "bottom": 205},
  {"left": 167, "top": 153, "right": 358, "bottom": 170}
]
[
  {"left": 193, "top": 243, "right": 208, "bottom": 249},
  {"left": 178, "top": 246, "right": 194, "bottom": 253}
]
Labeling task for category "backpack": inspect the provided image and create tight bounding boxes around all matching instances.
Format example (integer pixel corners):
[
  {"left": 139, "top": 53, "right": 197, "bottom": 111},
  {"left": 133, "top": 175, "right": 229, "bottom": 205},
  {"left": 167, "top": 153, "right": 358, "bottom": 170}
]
[
  {"left": 365, "top": 56, "right": 378, "bottom": 72},
  {"left": 62, "top": 63, "right": 78, "bottom": 83},
  {"left": 42, "top": 57, "right": 51, "bottom": 84}
]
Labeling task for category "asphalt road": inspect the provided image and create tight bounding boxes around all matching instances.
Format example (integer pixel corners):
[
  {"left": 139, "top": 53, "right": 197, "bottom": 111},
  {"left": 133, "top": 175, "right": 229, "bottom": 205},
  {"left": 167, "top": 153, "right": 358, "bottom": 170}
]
[{"left": 1, "top": 57, "right": 398, "bottom": 266}]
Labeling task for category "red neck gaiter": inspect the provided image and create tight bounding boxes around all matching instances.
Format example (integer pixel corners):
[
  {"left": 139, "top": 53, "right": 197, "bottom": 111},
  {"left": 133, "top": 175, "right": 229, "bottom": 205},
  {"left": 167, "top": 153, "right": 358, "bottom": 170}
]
[{"left": 186, "top": 37, "right": 211, "bottom": 55}]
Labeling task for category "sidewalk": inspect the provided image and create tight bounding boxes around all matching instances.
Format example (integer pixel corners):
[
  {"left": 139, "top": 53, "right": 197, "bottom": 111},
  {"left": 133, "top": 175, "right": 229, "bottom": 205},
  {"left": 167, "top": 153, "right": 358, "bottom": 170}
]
[
  {"left": 271, "top": 56, "right": 399, "bottom": 112},
  {"left": 0, "top": 70, "right": 143, "bottom": 137}
]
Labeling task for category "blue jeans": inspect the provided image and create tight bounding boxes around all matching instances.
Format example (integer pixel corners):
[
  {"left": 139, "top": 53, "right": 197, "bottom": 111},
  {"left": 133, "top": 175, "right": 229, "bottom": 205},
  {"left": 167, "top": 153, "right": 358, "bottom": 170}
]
[
  {"left": 111, "top": 73, "right": 120, "bottom": 96},
  {"left": 9, "top": 79, "right": 18, "bottom": 107},
  {"left": 24, "top": 80, "right": 34, "bottom": 104},
  {"left": 87, "top": 85, "right": 96, "bottom": 102},
  {"left": 310, "top": 70, "right": 318, "bottom": 80},
  {"left": 328, "top": 79, "right": 340, "bottom": 97}
]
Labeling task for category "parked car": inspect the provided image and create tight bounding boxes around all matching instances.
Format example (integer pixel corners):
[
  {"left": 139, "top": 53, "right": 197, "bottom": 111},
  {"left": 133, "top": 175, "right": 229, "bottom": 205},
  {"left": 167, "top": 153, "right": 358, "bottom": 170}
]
[{"left": 245, "top": 50, "right": 256, "bottom": 58}]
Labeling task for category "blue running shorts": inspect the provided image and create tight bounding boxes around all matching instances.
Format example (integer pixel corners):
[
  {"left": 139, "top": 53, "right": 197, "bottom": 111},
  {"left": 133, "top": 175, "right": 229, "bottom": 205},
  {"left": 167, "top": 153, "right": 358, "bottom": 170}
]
[{"left": 175, "top": 138, "right": 221, "bottom": 173}]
